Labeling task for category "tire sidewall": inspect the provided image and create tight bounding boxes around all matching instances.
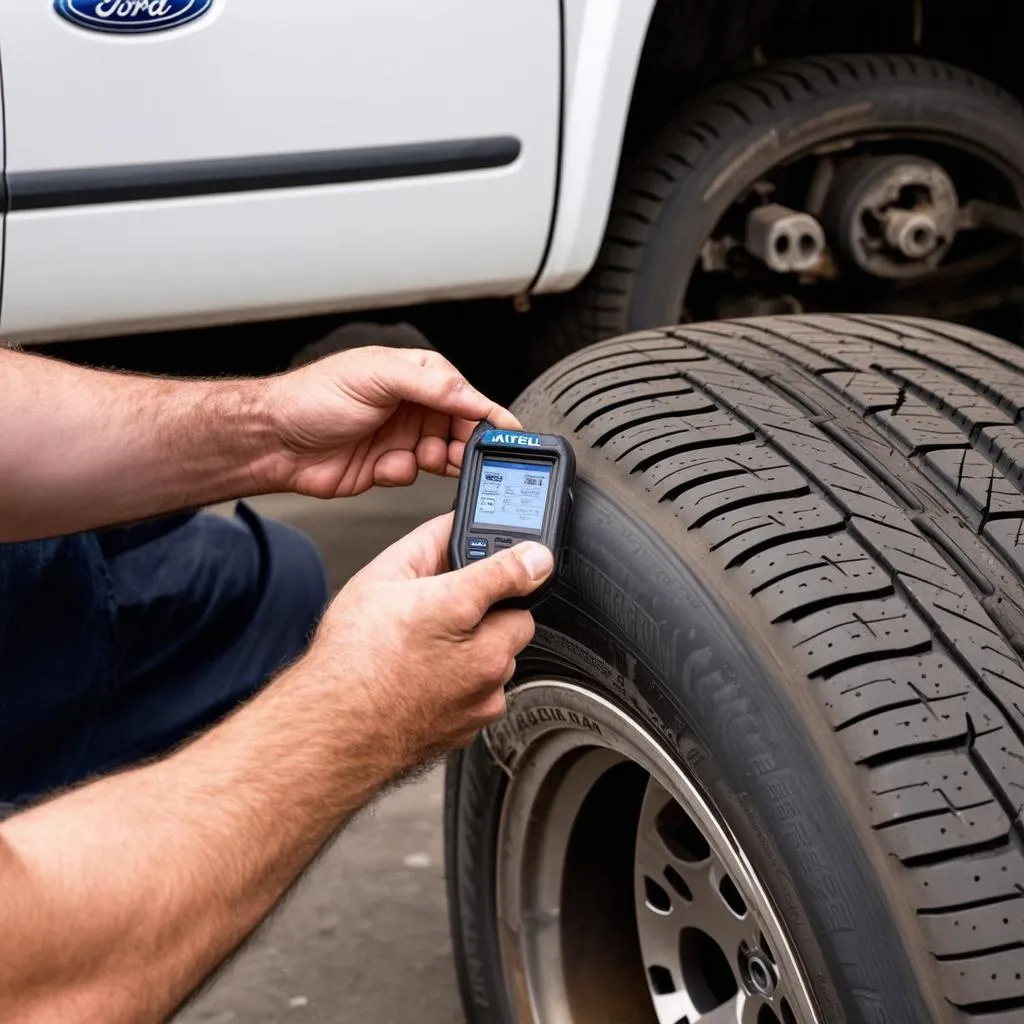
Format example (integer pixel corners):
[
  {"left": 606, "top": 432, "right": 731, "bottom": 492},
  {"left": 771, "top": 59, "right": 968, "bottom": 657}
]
[
  {"left": 627, "top": 72, "right": 1024, "bottom": 330},
  {"left": 449, "top": 481, "right": 942, "bottom": 1024}
]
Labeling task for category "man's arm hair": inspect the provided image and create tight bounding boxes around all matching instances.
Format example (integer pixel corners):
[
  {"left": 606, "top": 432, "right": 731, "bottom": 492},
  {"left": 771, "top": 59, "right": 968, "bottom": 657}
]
[
  {"left": 0, "top": 650, "right": 402, "bottom": 1024},
  {"left": 0, "top": 348, "right": 273, "bottom": 541},
  {"left": 0, "top": 503, "right": 548, "bottom": 1024}
]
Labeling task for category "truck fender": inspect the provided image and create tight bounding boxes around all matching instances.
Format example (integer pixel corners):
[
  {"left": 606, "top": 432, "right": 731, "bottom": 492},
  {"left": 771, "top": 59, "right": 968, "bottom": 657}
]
[{"left": 532, "top": 0, "right": 658, "bottom": 295}]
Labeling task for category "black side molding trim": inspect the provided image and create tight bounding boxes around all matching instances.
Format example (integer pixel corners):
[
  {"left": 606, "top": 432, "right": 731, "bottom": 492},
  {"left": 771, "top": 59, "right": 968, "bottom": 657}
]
[{"left": 5, "top": 136, "right": 522, "bottom": 212}]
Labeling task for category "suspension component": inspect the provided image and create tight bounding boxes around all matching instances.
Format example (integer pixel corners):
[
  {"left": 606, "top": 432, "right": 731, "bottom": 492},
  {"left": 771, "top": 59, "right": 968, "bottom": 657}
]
[
  {"left": 883, "top": 208, "right": 941, "bottom": 259},
  {"left": 744, "top": 204, "right": 826, "bottom": 273},
  {"left": 824, "top": 155, "right": 958, "bottom": 279}
]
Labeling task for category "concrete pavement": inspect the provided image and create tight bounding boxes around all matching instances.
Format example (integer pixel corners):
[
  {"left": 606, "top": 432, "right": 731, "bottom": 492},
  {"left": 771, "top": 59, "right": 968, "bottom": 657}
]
[{"left": 177, "top": 476, "right": 465, "bottom": 1024}]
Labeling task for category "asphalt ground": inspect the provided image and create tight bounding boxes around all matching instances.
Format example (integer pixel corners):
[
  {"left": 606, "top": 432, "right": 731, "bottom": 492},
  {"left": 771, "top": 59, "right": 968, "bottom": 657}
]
[{"left": 176, "top": 475, "right": 465, "bottom": 1024}]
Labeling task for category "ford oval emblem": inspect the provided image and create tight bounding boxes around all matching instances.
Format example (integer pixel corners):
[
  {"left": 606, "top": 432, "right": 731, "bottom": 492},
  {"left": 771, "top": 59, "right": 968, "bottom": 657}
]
[{"left": 54, "top": 0, "right": 214, "bottom": 34}]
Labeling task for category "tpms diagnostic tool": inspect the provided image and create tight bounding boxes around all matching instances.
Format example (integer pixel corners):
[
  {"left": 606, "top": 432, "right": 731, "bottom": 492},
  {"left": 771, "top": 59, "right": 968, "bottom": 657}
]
[{"left": 450, "top": 424, "right": 576, "bottom": 608}]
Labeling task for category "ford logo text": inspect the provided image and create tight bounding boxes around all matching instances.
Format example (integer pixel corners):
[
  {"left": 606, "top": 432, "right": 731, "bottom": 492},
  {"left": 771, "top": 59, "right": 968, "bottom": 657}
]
[{"left": 54, "top": 0, "right": 214, "bottom": 34}]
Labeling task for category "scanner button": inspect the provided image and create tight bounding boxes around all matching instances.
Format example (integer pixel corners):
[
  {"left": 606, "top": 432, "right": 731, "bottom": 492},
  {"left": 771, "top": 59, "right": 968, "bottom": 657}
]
[{"left": 468, "top": 537, "right": 489, "bottom": 551}]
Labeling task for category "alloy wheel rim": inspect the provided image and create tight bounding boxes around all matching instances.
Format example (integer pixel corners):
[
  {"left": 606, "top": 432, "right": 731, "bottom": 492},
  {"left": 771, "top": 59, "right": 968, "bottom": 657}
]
[{"left": 493, "top": 680, "right": 821, "bottom": 1024}]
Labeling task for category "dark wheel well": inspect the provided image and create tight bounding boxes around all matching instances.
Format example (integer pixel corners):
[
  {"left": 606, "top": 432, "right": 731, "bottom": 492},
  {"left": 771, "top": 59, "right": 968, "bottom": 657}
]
[{"left": 630, "top": 0, "right": 1024, "bottom": 146}]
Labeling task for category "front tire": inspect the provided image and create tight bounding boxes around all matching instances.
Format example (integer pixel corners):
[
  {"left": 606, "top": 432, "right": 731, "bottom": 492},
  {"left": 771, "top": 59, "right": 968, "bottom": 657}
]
[{"left": 448, "top": 314, "right": 1024, "bottom": 1023}]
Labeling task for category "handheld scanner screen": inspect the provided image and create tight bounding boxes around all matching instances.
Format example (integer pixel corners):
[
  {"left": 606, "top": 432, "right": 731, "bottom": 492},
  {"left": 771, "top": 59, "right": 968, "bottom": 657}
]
[
  {"left": 472, "top": 459, "right": 552, "bottom": 531},
  {"left": 450, "top": 425, "right": 576, "bottom": 609}
]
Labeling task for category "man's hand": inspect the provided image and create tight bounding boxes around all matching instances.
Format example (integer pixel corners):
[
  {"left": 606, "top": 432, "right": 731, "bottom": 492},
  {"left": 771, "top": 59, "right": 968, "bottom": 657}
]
[
  {"left": 0, "top": 344, "right": 515, "bottom": 541},
  {"left": 256, "top": 346, "right": 521, "bottom": 498},
  {"left": 307, "top": 513, "right": 554, "bottom": 762},
  {"left": 0, "top": 517, "right": 553, "bottom": 1024}
]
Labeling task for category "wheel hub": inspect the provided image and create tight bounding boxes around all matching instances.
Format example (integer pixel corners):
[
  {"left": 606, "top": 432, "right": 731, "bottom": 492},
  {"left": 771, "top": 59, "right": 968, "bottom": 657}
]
[{"left": 825, "top": 154, "right": 960, "bottom": 279}]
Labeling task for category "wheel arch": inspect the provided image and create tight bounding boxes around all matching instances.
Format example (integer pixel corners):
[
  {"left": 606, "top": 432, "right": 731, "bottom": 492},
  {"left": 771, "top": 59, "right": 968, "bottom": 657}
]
[
  {"left": 535, "top": 0, "right": 1024, "bottom": 298},
  {"left": 531, "top": 0, "right": 659, "bottom": 297}
]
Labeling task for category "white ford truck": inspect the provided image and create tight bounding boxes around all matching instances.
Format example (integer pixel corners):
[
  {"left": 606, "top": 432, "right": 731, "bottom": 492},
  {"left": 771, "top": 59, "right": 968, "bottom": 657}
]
[
  {"left": 7, "top": 4, "right": 1024, "bottom": 1024},
  {"left": 4, "top": 0, "right": 1024, "bottom": 372}
]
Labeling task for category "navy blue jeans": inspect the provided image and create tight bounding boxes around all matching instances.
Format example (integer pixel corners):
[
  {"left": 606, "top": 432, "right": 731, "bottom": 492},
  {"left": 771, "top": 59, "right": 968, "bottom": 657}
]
[{"left": 0, "top": 504, "right": 328, "bottom": 807}]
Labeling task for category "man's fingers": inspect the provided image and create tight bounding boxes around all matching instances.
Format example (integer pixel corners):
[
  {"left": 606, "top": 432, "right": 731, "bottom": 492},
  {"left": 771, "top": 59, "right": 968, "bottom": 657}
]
[
  {"left": 387, "top": 348, "right": 519, "bottom": 433},
  {"left": 419, "top": 406, "right": 453, "bottom": 470},
  {"left": 449, "top": 408, "right": 521, "bottom": 445},
  {"left": 477, "top": 607, "right": 537, "bottom": 657},
  {"left": 446, "top": 543, "right": 554, "bottom": 621},
  {"left": 471, "top": 404, "right": 520, "bottom": 431},
  {"left": 414, "top": 435, "right": 449, "bottom": 475},
  {"left": 460, "top": 609, "right": 534, "bottom": 698},
  {"left": 357, "top": 513, "right": 453, "bottom": 582},
  {"left": 375, "top": 355, "right": 520, "bottom": 431},
  {"left": 373, "top": 449, "right": 419, "bottom": 487},
  {"left": 368, "top": 354, "right": 496, "bottom": 423},
  {"left": 386, "top": 347, "right": 458, "bottom": 372},
  {"left": 444, "top": 439, "right": 467, "bottom": 476}
]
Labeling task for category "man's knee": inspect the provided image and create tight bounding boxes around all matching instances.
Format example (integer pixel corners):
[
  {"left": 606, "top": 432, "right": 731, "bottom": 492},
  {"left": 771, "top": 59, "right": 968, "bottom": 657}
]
[{"left": 249, "top": 510, "right": 330, "bottom": 663}]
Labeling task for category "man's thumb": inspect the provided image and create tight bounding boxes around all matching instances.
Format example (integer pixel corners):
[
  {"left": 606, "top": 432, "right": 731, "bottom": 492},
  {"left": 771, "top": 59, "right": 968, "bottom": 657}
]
[{"left": 458, "top": 542, "right": 554, "bottom": 614}]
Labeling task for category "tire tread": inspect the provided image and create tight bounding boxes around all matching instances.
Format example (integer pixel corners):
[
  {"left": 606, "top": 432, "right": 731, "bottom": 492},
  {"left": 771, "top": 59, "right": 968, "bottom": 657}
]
[{"left": 529, "top": 315, "right": 1024, "bottom": 1014}]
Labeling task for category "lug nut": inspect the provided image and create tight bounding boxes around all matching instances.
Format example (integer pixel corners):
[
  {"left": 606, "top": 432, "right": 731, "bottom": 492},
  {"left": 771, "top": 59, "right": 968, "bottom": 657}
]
[{"left": 743, "top": 948, "right": 777, "bottom": 998}]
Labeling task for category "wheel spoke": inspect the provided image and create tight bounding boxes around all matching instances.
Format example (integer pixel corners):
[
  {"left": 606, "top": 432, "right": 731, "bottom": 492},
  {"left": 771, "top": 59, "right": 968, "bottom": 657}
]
[
  {"left": 705, "top": 862, "right": 758, "bottom": 953},
  {"left": 636, "top": 778, "right": 711, "bottom": 866},
  {"left": 738, "top": 992, "right": 767, "bottom": 1024},
  {"left": 646, "top": 791, "right": 784, "bottom": 981},
  {"left": 638, "top": 783, "right": 756, "bottom": 940},
  {"left": 635, "top": 891, "right": 685, "bottom": 970},
  {"left": 693, "top": 993, "right": 762, "bottom": 1024},
  {"left": 693, "top": 995, "right": 740, "bottom": 1024},
  {"left": 635, "top": 777, "right": 793, "bottom": 1024},
  {"left": 652, "top": 988, "right": 700, "bottom": 1023},
  {"left": 636, "top": 782, "right": 717, "bottom": 918}
]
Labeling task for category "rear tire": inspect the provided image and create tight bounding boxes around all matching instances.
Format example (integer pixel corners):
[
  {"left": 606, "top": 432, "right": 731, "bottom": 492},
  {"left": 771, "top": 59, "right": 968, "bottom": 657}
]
[
  {"left": 537, "top": 54, "right": 1024, "bottom": 371},
  {"left": 448, "top": 314, "right": 1024, "bottom": 1023}
]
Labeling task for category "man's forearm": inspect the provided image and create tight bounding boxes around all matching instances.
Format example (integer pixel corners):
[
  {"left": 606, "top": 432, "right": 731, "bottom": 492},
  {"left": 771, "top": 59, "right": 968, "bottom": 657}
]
[
  {"left": 0, "top": 648, "right": 398, "bottom": 1024},
  {"left": 0, "top": 349, "right": 275, "bottom": 541}
]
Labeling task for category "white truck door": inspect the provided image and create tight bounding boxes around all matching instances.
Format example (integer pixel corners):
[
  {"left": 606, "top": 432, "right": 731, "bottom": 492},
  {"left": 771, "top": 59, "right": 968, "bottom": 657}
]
[{"left": 0, "top": 0, "right": 560, "bottom": 341}]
